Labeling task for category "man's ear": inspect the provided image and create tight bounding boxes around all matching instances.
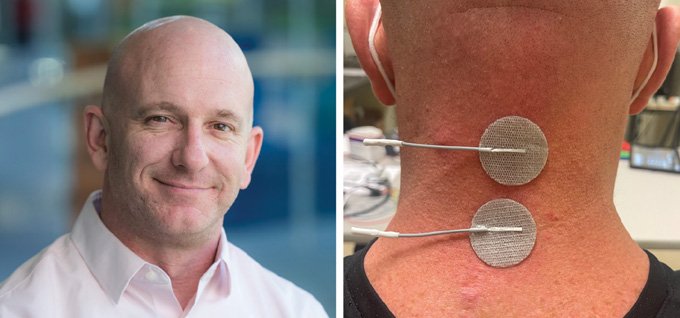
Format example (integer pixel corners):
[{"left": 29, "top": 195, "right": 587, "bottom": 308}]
[
  {"left": 240, "top": 126, "right": 263, "bottom": 189},
  {"left": 83, "top": 105, "right": 109, "bottom": 171},
  {"left": 346, "top": 0, "right": 396, "bottom": 105},
  {"left": 630, "top": 6, "right": 680, "bottom": 114}
]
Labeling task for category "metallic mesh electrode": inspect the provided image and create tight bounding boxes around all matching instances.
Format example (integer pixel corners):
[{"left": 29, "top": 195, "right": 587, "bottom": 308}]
[
  {"left": 479, "top": 116, "right": 548, "bottom": 185},
  {"left": 470, "top": 198, "right": 537, "bottom": 267}
]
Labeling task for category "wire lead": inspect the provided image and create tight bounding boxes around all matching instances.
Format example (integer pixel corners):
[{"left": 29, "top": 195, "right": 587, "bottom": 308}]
[
  {"left": 362, "top": 139, "right": 526, "bottom": 154},
  {"left": 351, "top": 226, "right": 523, "bottom": 238}
]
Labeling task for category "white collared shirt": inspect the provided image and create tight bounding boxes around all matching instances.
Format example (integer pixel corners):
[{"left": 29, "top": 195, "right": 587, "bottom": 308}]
[{"left": 0, "top": 191, "right": 327, "bottom": 317}]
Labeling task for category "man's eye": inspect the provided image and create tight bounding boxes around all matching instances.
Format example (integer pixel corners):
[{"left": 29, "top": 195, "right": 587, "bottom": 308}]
[
  {"left": 213, "top": 123, "right": 231, "bottom": 132},
  {"left": 146, "top": 116, "right": 170, "bottom": 124}
]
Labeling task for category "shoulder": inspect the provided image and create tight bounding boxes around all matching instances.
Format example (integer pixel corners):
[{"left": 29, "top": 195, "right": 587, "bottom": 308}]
[
  {"left": 344, "top": 240, "right": 372, "bottom": 292},
  {"left": 344, "top": 240, "right": 395, "bottom": 318},
  {"left": 344, "top": 246, "right": 364, "bottom": 275},
  {"left": 663, "top": 269, "right": 680, "bottom": 315},
  {"left": 0, "top": 235, "right": 85, "bottom": 315},
  {"left": 0, "top": 235, "right": 72, "bottom": 294},
  {"left": 344, "top": 246, "right": 369, "bottom": 317},
  {"left": 344, "top": 251, "right": 364, "bottom": 318},
  {"left": 226, "top": 242, "right": 327, "bottom": 317},
  {"left": 634, "top": 251, "right": 680, "bottom": 317}
]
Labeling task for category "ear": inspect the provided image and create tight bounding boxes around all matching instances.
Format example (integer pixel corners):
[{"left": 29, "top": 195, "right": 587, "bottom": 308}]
[
  {"left": 83, "top": 105, "right": 109, "bottom": 171},
  {"left": 346, "top": 0, "right": 396, "bottom": 105},
  {"left": 629, "top": 7, "right": 680, "bottom": 114},
  {"left": 240, "top": 126, "right": 263, "bottom": 189}
]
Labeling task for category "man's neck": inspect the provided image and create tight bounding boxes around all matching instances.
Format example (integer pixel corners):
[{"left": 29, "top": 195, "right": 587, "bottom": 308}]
[
  {"left": 131, "top": 233, "right": 219, "bottom": 309},
  {"left": 363, "top": 154, "right": 649, "bottom": 316},
  {"left": 99, "top": 205, "right": 221, "bottom": 309}
]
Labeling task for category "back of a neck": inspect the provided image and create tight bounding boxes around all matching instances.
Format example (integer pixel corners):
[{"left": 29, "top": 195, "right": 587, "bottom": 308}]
[{"left": 363, "top": 134, "right": 649, "bottom": 316}]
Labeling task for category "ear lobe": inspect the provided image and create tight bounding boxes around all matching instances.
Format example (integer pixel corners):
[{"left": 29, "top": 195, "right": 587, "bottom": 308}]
[
  {"left": 83, "top": 105, "right": 109, "bottom": 171},
  {"left": 346, "top": 0, "right": 396, "bottom": 105},
  {"left": 240, "top": 126, "right": 263, "bottom": 189},
  {"left": 629, "top": 7, "right": 680, "bottom": 115}
]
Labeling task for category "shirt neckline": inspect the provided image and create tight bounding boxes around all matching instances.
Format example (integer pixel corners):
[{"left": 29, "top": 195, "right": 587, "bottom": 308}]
[{"left": 346, "top": 239, "right": 672, "bottom": 317}]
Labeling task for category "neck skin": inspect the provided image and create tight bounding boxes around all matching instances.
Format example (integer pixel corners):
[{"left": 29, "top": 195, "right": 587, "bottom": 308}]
[
  {"left": 99, "top": 199, "right": 221, "bottom": 310},
  {"left": 364, "top": 106, "right": 649, "bottom": 317},
  {"left": 364, "top": 114, "right": 648, "bottom": 317},
  {"left": 362, "top": 5, "right": 653, "bottom": 316}
]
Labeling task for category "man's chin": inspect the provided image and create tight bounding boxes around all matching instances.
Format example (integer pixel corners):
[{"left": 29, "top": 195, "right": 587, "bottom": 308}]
[{"left": 147, "top": 206, "right": 220, "bottom": 238}]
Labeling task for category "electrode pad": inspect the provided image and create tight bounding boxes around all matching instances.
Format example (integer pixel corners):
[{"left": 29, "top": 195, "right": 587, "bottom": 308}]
[
  {"left": 479, "top": 116, "right": 548, "bottom": 185},
  {"left": 470, "top": 198, "right": 536, "bottom": 267}
]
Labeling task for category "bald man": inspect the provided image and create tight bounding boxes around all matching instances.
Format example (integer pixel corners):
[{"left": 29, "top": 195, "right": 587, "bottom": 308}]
[
  {"left": 345, "top": 1, "right": 680, "bottom": 317},
  {"left": 0, "top": 16, "right": 325, "bottom": 317}
]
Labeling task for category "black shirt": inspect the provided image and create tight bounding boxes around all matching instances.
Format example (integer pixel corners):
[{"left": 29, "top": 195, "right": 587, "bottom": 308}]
[{"left": 344, "top": 239, "right": 680, "bottom": 318}]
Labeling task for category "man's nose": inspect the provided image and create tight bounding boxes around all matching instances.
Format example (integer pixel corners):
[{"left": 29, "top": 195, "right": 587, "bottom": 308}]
[{"left": 172, "top": 124, "right": 210, "bottom": 172}]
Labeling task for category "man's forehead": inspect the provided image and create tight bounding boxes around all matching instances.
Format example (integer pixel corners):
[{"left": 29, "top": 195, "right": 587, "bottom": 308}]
[
  {"left": 102, "top": 16, "right": 254, "bottom": 122},
  {"left": 130, "top": 25, "right": 249, "bottom": 88},
  {"left": 125, "top": 73, "right": 254, "bottom": 122},
  {"left": 121, "top": 32, "right": 246, "bottom": 74}
]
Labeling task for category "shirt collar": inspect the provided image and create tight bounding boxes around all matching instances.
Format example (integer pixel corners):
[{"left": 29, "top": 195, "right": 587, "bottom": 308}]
[
  {"left": 192, "top": 227, "right": 232, "bottom": 302},
  {"left": 70, "top": 191, "right": 147, "bottom": 304},
  {"left": 215, "top": 227, "right": 230, "bottom": 264}
]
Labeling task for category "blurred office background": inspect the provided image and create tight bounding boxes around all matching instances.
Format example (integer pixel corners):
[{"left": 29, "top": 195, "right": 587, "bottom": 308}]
[{"left": 0, "top": 0, "right": 335, "bottom": 314}]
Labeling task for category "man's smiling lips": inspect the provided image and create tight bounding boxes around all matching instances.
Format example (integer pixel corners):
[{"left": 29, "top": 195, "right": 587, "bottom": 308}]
[{"left": 153, "top": 178, "right": 214, "bottom": 192}]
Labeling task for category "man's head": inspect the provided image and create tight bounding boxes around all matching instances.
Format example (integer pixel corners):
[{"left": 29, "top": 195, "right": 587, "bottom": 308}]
[
  {"left": 348, "top": 0, "right": 679, "bottom": 110},
  {"left": 84, "top": 16, "right": 263, "bottom": 246},
  {"left": 347, "top": 1, "right": 680, "bottom": 200}
]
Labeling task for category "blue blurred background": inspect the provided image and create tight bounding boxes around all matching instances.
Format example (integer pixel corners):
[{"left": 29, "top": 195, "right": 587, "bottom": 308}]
[{"left": 0, "top": 0, "right": 335, "bottom": 315}]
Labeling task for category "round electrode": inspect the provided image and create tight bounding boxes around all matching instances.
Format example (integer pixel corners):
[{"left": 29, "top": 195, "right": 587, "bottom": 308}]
[
  {"left": 469, "top": 199, "right": 536, "bottom": 268},
  {"left": 479, "top": 116, "right": 548, "bottom": 185}
]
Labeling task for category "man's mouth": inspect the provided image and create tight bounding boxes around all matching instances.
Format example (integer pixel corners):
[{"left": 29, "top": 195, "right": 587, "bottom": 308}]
[{"left": 154, "top": 178, "right": 213, "bottom": 191}]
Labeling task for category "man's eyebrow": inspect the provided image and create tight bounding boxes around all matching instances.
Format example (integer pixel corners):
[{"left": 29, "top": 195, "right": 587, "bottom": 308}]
[
  {"left": 135, "top": 101, "right": 183, "bottom": 117},
  {"left": 215, "top": 109, "right": 244, "bottom": 125}
]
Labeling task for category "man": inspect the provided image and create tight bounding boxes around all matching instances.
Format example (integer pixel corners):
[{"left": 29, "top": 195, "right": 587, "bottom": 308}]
[
  {"left": 0, "top": 16, "right": 326, "bottom": 317},
  {"left": 345, "top": 0, "right": 680, "bottom": 317}
]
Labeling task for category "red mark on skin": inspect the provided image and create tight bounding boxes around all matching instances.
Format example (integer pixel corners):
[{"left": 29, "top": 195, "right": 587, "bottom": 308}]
[
  {"left": 458, "top": 269, "right": 485, "bottom": 312},
  {"left": 459, "top": 286, "right": 481, "bottom": 309},
  {"left": 545, "top": 211, "right": 560, "bottom": 222}
]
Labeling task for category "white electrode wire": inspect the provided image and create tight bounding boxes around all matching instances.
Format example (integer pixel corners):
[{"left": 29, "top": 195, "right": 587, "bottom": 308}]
[
  {"left": 351, "top": 226, "right": 523, "bottom": 238},
  {"left": 368, "top": 3, "right": 397, "bottom": 97},
  {"left": 630, "top": 24, "right": 658, "bottom": 105},
  {"left": 402, "top": 141, "right": 526, "bottom": 153},
  {"left": 363, "top": 138, "right": 527, "bottom": 153}
]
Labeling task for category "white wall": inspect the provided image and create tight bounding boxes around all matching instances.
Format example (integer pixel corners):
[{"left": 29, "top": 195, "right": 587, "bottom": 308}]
[{"left": 661, "top": 0, "right": 680, "bottom": 7}]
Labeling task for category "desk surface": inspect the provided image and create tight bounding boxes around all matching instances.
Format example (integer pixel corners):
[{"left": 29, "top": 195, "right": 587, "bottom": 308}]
[{"left": 344, "top": 160, "right": 680, "bottom": 248}]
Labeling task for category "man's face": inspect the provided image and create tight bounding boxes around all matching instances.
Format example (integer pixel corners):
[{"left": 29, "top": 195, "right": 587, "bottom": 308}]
[{"left": 103, "top": 44, "right": 259, "bottom": 241}]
